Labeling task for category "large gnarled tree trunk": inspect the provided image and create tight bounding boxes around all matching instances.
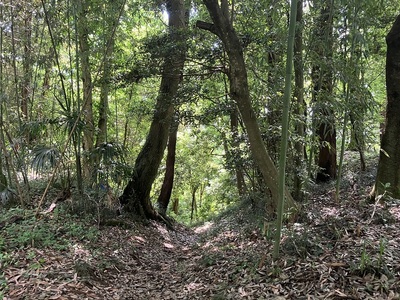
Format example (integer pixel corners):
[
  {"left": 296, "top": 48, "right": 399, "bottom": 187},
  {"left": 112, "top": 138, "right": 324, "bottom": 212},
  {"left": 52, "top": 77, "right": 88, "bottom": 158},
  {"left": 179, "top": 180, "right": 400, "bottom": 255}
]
[
  {"left": 372, "top": 14, "right": 400, "bottom": 199},
  {"left": 120, "top": 0, "right": 188, "bottom": 219},
  {"left": 197, "top": 0, "right": 296, "bottom": 213}
]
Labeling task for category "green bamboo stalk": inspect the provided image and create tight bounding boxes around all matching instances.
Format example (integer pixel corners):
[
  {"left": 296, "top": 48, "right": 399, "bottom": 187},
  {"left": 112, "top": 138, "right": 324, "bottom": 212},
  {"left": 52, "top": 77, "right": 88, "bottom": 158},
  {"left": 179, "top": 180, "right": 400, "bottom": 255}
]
[{"left": 273, "top": 0, "right": 298, "bottom": 259}]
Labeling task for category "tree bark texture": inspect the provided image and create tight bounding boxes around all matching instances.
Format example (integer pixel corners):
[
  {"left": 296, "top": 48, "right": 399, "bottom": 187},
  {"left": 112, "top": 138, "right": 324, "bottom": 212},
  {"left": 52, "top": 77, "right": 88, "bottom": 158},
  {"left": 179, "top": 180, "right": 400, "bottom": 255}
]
[
  {"left": 311, "top": 0, "right": 337, "bottom": 182},
  {"left": 349, "top": 113, "right": 366, "bottom": 171},
  {"left": 157, "top": 117, "right": 178, "bottom": 215},
  {"left": 21, "top": 5, "right": 32, "bottom": 122},
  {"left": 198, "top": 0, "right": 296, "bottom": 213},
  {"left": 230, "top": 108, "right": 247, "bottom": 195},
  {"left": 293, "top": 0, "right": 305, "bottom": 201},
  {"left": 373, "top": 14, "right": 400, "bottom": 199},
  {"left": 96, "top": 41, "right": 113, "bottom": 148},
  {"left": 190, "top": 185, "right": 198, "bottom": 222},
  {"left": 76, "top": 0, "right": 94, "bottom": 153},
  {"left": 120, "top": 0, "right": 188, "bottom": 219}
]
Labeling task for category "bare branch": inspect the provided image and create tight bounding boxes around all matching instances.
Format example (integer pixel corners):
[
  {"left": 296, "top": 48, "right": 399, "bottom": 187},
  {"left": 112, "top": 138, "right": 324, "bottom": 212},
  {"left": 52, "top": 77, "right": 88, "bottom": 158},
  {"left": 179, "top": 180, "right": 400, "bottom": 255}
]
[{"left": 195, "top": 20, "right": 219, "bottom": 37}]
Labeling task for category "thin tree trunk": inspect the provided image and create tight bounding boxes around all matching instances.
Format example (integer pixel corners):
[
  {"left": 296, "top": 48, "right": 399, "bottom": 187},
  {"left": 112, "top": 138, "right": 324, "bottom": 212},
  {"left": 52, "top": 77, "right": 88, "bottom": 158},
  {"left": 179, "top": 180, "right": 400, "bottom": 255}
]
[
  {"left": 119, "top": 0, "right": 188, "bottom": 219},
  {"left": 230, "top": 108, "right": 247, "bottom": 195},
  {"left": 76, "top": 0, "right": 94, "bottom": 154},
  {"left": 349, "top": 113, "right": 366, "bottom": 171},
  {"left": 293, "top": 0, "right": 305, "bottom": 201},
  {"left": 273, "top": 0, "right": 298, "bottom": 259},
  {"left": 197, "top": 0, "right": 296, "bottom": 213},
  {"left": 172, "top": 197, "right": 179, "bottom": 214},
  {"left": 223, "top": 73, "right": 247, "bottom": 196},
  {"left": 312, "top": 0, "right": 337, "bottom": 182},
  {"left": 157, "top": 116, "right": 178, "bottom": 215},
  {"left": 96, "top": 42, "right": 113, "bottom": 148},
  {"left": 21, "top": 5, "right": 32, "bottom": 123},
  {"left": 0, "top": 5, "right": 10, "bottom": 194},
  {"left": 96, "top": 0, "right": 125, "bottom": 148},
  {"left": 190, "top": 185, "right": 198, "bottom": 222}
]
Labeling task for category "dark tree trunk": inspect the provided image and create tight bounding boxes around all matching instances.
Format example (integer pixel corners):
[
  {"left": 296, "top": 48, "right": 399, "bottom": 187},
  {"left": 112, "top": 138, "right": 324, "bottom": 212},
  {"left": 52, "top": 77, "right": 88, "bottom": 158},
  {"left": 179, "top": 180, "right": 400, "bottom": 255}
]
[
  {"left": 316, "top": 116, "right": 336, "bottom": 182},
  {"left": 190, "top": 185, "right": 198, "bottom": 222},
  {"left": 197, "top": 0, "right": 296, "bottom": 213},
  {"left": 230, "top": 108, "right": 247, "bottom": 195},
  {"left": 157, "top": 117, "right": 178, "bottom": 215},
  {"left": 311, "top": 0, "right": 337, "bottom": 182},
  {"left": 119, "top": 0, "right": 188, "bottom": 219},
  {"left": 293, "top": 0, "right": 305, "bottom": 201},
  {"left": 372, "top": 14, "right": 400, "bottom": 199},
  {"left": 349, "top": 113, "right": 366, "bottom": 171}
]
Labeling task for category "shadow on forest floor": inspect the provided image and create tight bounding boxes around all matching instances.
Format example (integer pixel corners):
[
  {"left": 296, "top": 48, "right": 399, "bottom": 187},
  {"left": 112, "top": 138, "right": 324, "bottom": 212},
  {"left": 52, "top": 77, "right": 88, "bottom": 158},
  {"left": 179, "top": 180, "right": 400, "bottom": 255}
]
[{"left": 1, "top": 151, "right": 400, "bottom": 299}]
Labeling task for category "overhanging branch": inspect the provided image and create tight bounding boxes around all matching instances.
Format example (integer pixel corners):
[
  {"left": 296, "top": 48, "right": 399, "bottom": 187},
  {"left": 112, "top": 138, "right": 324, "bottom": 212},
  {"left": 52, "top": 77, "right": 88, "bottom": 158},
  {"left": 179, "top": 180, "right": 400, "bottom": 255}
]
[{"left": 196, "top": 20, "right": 220, "bottom": 37}]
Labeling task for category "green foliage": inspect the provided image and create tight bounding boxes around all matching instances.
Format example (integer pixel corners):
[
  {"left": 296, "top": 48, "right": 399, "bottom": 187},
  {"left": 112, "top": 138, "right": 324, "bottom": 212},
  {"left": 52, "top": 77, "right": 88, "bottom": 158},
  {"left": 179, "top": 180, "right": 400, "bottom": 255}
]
[
  {"left": 164, "top": 124, "right": 238, "bottom": 224},
  {"left": 31, "top": 145, "right": 61, "bottom": 174},
  {"left": 91, "top": 142, "right": 130, "bottom": 186},
  {"left": 0, "top": 271, "right": 8, "bottom": 298},
  {"left": 0, "top": 208, "right": 99, "bottom": 252},
  {"left": 282, "top": 230, "right": 323, "bottom": 259},
  {"left": 350, "top": 239, "right": 393, "bottom": 278}
]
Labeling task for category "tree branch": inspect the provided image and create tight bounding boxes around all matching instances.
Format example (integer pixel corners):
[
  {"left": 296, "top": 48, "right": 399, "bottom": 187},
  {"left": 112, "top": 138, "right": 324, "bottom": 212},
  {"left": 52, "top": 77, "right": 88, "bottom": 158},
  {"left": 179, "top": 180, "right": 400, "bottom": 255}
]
[{"left": 195, "top": 20, "right": 219, "bottom": 37}]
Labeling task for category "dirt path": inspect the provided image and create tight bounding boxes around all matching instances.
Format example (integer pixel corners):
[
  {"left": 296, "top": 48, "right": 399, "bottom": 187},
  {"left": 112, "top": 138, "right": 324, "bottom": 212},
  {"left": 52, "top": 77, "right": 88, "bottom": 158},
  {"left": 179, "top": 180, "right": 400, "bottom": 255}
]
[
  {"left": 3, "top": 154, "right": 400, "bottom": 299},
  {"left": 4, "top": 196, "right": 400, "bottom": 300}
]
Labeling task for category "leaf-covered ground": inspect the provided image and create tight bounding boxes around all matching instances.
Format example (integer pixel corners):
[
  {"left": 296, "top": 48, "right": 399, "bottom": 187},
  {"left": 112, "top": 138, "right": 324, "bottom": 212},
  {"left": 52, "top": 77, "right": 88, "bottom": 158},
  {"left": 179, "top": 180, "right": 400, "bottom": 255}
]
[{"left": 2, "top": 153, "right": 400, "bottom": 299}]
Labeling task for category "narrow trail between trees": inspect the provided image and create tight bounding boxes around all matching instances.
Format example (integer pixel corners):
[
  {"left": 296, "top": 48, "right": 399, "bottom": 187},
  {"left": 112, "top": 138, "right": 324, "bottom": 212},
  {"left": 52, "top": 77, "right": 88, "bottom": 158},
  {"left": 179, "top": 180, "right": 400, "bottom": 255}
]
[{"left": 3, "top": 154, "right": 400, "bottom": 299}]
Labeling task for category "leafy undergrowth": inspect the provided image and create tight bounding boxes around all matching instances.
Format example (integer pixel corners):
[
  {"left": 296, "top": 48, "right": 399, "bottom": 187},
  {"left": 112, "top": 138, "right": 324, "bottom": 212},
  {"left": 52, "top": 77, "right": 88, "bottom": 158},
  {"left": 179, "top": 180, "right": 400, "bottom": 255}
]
[{"left": 1, "top": 153, "right": 400, "bottom": 299}]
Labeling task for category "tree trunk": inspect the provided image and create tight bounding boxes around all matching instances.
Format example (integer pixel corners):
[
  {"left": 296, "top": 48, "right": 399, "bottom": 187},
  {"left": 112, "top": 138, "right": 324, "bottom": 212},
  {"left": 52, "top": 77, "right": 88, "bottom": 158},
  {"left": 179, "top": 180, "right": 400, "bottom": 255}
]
[
  {"left": 119, "top": 0, "right": 188, "bottom": 219},
  {"left": 372, "top": 14, "right": 400, "bottom": 199},
  {"left": 21, "top": 6, "right": 32, "bottom": 123},
  {"left": 230, "top": 108, "right": 247, "bottom": 195},
  {"left": 349, "top": 113, "right": 366, "bottom": 171},
  {"left": 197, "top": 0, "right": 296, "bottom": 213},
  {"left": 157, "top": 116, "right": 178, "bottom": 215},
  {"left": 311, "top": 0, "right": 337, "bottom": 182},
  {"left": 293, "top": 0, "right": 305, "bottom": 201},
  {"left": 76, "top": 0, "right": 94, "bottom": 154},
  {"left": 96, "top": 1, "right": 124, "bottom": 148},
  {"left": 96, "top": 42, "right": 113, "bottom": 148},
  {"left": 190, "top": 185, "right": 198, "bottom": 222}
]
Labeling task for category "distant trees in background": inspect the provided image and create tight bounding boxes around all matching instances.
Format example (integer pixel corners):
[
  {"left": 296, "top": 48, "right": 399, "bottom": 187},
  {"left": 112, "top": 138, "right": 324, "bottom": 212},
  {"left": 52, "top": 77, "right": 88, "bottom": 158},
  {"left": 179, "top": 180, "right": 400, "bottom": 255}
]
[{"left": 0, "top": 0, "right": 397, "bottom": 223}]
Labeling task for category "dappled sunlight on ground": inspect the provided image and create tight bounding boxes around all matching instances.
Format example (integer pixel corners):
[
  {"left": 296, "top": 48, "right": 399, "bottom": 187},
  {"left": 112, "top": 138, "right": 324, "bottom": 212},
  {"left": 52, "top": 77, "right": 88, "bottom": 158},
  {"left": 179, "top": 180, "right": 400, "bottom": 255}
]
[
  {"left": 2, "top": 153, "right": 400, "bottom": 299},
  {"left": 194, "top": 221, "right": 214, "bottom": 234}
]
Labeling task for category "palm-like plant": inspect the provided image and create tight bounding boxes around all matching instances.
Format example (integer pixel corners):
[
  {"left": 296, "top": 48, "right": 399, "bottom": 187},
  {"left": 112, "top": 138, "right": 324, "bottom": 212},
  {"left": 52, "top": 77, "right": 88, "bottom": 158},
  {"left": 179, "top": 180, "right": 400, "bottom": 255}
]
[
  {"left": 31, "top": 145, "right": 61, "bottom": 174},
  {"left": 91, "top": 142, "right": 129, "bottom": 185}
]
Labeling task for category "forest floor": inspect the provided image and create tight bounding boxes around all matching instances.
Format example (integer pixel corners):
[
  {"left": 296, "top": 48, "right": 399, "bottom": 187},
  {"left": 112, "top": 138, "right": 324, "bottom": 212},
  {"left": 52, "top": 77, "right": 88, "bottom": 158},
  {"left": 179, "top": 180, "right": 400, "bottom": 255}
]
[{"left": 1, "top": 152, "right": 400, "bottom": 299}]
